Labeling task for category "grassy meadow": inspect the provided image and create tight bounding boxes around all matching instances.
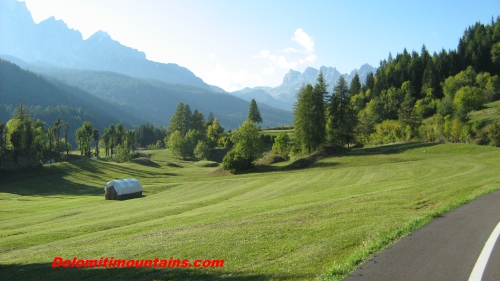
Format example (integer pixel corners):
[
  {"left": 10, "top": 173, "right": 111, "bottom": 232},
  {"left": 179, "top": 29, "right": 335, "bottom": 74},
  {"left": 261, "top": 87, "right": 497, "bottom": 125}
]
[{"left": 1, "top": 143, "right": 499, "bottom": 281}]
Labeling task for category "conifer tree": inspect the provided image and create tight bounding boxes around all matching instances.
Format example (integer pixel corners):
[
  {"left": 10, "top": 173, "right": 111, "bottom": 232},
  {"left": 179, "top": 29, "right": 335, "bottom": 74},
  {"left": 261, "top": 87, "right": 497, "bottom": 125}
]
[
  {"left": 398, "top": 81, "right": 418, "bottom": 130},
  {"left": 362, "top": 72, "right": 375, "bottom": 93},
  {"left": 349, "top": 73, "right": 362, "bottom": 97},
  {"left": 206, "top": 112, "right": 215, "bottom": 127},
  {"left": 247, "top": 99, "right": 263, "bottom": 124},
  {"left": 311, "top": 71, "right": 327, "bottom": 146},
  {"left": 168, "top": 102, "right": 192, "bottom": 136},
  {"left": 191, "top": 109, "right": 206, "bottom": 133},
  {"left": 293, "top": 84, "right": 315, "bottom": 154},
  {"left": 328, "top": 76, "right": 358, "bottom": 147}
]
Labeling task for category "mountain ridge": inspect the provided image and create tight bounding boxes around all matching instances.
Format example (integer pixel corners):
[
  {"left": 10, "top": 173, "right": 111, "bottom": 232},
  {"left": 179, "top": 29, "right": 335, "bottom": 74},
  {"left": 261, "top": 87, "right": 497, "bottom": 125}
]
[
  {"left": 0, "top": 59, "right": 148, "bottom": 146},
  {"left": 231, "top": 63, "right": 377, "bottom": 110}
]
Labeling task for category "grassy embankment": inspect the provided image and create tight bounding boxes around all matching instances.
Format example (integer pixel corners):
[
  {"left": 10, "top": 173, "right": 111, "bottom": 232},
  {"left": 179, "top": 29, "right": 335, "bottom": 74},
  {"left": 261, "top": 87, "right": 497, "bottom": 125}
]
[
  {"left": 469, "top": 99, "right": 500, "bottom": 125},
  {"left": 1, "top": 142, "right": 499, "bottom": 281}
]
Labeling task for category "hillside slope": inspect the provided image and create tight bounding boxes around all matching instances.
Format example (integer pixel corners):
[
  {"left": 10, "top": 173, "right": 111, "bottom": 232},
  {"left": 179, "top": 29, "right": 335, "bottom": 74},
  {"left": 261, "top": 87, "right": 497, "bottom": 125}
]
[
  {"left": 0, "top": 59, "right": 147, "bottom": 144},
  {"left": 35, "top": 67, "right": 294, "bottom": 129}
]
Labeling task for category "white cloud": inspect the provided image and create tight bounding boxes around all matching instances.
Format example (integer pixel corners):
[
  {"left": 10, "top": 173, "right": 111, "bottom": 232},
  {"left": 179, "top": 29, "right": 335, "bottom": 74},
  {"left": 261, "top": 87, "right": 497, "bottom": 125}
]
[
  {"left": 284, "top": 47, "right": 299, "bottom": 53},
  {"left": 255, "top": 28, "right": 317, "bottom": 77},
  {"left": 260, "top": 50, "right": 271, "bottom": 58},
  {"left": 204, "top": 62, "right": 264, "bottom": 92},
  {"left": 257, "top": 51, "right": 293, "bottom": 74},
  {"left": 305, "top": 54, "right": 317, "bottom": 63},
  {"left": 269, "top": 54, "right": 297, "bottom": 68},
  {"left": 207, "top": 53, "right": 215, "bottom": 61},
  {"left": 292, "top": 28, "right": 314, "bottom": 53},
  {"left": 263, "top": 66, "right": 275, "bottom": 75}
]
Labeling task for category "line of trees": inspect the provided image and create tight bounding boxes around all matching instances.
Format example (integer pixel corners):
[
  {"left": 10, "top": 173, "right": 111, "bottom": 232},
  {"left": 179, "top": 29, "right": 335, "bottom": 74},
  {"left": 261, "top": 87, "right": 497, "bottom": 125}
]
[
  {"left": 0, "top": 104, "right": 141, "bottom": 167},
  {"left": 0, "top": 104, "right": 73, "bottom": 167},
  {"left": 137, "top": 123, "right": 167, "bottom": 149},
  {"left": 99, "top": 122, "right": 137, "bottom": 162},
  {"left": 294, "top": 73, "right": 359, "bottom": 154},
  {"left": 292, "top": 18, "right": 500, "bottom": 154}
]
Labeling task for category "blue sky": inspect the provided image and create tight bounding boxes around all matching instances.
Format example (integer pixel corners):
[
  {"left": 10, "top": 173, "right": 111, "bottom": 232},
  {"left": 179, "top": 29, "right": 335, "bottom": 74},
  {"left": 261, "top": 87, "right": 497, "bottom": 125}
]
[{"left": 21, "top": 0, "right": 500, "bottom": 91}]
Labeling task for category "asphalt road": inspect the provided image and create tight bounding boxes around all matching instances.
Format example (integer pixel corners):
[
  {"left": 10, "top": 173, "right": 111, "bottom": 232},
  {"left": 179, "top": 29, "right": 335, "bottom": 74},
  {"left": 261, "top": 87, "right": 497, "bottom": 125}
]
[{"left": 343, "top": 189, "right": 500, "bottom": 281}]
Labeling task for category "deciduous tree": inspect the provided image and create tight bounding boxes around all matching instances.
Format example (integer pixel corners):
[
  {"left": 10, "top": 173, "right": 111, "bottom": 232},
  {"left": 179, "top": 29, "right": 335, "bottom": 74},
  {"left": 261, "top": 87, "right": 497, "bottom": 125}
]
[{"left": 222, "top": 121, "right": 264, "bottom": 171}]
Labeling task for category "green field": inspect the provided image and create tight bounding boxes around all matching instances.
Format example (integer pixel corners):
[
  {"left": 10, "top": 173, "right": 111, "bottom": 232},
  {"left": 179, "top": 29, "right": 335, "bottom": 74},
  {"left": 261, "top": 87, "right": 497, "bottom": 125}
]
[
  {"left": 1, "top": 143, "right": 499, "bottom": 281},
  {"left": 260, "top": 129, "right": 295, "bottom": 138}
]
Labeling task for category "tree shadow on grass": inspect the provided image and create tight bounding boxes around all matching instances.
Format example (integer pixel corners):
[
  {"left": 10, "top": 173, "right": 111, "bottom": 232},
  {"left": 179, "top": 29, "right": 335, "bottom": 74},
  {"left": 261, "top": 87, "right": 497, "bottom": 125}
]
[
  {"left": 310, "top": 161, "right": 341, "bottom": 168},
  {"left": 0, "top": 160, "right": 178, "bottom": 197},
  {"left": 91, "top": 161, "right": 178, "bottom": 178},
  {"left": 0, "top": 263, "right": 309, "bottom": 281},
  {"left": 345, "top": 142, "right": 441, "bottom": 156},
  {"left": 214, "top": 142, "right": 439, "bottom": 176}
]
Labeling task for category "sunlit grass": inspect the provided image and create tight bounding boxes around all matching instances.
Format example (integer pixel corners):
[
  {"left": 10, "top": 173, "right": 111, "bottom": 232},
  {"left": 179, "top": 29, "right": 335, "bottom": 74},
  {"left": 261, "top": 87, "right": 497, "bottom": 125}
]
[{"left": 1, "top": 143, "right": 499, "bottom": 280}]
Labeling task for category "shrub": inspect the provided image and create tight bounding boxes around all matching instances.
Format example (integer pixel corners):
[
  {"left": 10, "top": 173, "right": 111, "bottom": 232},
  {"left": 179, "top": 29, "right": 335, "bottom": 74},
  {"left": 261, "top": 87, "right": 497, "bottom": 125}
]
[
  {"left": 222, "top": 150, "right": 253, "bottom": 172},
  {"left": 113, "top": 145, "right": 130, "bottom": 163},
  {"left": 271, "top": 132, "right": 290, "bottom": 158},
  {"left": 369, "top": 120, "right": 403, "bottom": 145},
  {"left": 222, "top": 121, "right": 264, "bottom": 172},
  {"left": 255, "top": 154, "right": 286, "bottom": 165}
]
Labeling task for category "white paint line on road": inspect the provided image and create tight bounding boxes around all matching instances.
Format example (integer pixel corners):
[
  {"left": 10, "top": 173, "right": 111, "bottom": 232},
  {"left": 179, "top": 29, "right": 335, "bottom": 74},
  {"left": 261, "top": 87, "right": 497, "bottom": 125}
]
[{"left": 469, "top": 221, "right": 500, "bottom": 281}]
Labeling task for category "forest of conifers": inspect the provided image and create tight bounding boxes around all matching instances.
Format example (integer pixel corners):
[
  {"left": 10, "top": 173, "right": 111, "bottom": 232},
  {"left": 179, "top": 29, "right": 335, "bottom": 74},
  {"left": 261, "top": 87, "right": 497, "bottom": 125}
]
[{"left": 292, "top": 18, "right": 500, "bottom": 154}]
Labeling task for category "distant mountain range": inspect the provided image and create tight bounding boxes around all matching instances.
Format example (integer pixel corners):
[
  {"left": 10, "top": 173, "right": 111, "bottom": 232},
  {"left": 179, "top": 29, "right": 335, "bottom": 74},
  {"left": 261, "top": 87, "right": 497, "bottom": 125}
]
[{"left": 230, "top": 64, "right": 377, "bottom": 111}]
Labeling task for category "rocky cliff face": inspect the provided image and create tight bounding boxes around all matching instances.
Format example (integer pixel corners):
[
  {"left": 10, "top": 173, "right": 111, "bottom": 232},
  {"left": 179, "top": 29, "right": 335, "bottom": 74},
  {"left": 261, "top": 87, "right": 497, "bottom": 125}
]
[{"left": 262, "top": 64, "right": 377, "bottom": 108}]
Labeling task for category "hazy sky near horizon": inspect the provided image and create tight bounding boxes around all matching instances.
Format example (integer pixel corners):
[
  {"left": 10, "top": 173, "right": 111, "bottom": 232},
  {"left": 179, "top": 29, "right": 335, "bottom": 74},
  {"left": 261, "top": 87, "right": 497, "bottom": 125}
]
[{"left": 20, "top": 0, "right": 500, "bottom": 92}]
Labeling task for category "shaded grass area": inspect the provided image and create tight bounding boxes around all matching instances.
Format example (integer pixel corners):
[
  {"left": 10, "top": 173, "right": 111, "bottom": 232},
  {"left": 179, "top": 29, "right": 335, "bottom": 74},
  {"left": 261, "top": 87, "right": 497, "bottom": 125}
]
[
  {"left": 0, "top": 159, "right": 178, "bottom": 197},
  {"left": 1, "top": 143, "right": 499, "bottom": 281},
  {"left": 0, "top": 263, "right": 291, "bottom": 281}
]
